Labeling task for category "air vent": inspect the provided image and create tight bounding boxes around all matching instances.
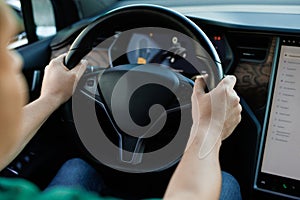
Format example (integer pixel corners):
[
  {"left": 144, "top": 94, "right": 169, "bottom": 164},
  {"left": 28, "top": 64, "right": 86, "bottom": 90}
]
[
  {"left": 229, "top": 33, "right": 271, "bottom": 63},
  {"left": 237, "top": 47, "right": 267, "bottom": 62}
]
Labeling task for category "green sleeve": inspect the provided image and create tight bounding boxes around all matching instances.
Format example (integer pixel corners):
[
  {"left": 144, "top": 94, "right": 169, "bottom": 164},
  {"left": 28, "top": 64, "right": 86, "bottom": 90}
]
[
  {"left": 0, "top": 177, "right": 162, "bottom": 200},
  {"left": 0, "top": 177, "right": 119, "bottom": 200},
  {"left": 0, "top": 177, "right": 40, "bottom": 199}
]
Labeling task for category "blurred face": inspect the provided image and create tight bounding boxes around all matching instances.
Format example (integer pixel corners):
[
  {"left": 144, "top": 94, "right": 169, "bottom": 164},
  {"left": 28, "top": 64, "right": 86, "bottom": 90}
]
[{"left": 0, "top": 0, "right": 28, "bottom": 138}]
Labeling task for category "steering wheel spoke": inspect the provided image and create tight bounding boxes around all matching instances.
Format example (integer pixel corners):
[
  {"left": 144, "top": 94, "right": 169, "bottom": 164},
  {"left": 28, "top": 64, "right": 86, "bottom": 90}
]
[
  {"left": 119, "top": 136, "right": 145, "bottom": 164},
  {"left": 80, "top": 86, "right": 147, "bottom": 165}
]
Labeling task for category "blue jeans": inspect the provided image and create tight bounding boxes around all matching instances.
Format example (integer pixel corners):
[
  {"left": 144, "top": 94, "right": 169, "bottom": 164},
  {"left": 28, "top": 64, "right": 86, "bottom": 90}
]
[
  {"left": 46, "top": 158, "right": 105, "bottom": 193},
  {"left": 46, "top": 158, "right": 242, "bottom": 200},
  {"left": 220, "top": 171, "right": 242, "bottom": 200}
]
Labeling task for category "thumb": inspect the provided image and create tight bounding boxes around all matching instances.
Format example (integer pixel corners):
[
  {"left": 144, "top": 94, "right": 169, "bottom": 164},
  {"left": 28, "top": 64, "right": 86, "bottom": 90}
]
[
  {"left": 72, "top": 59, "right": 88, "bottom": 78},
  {"left": 221, "top": 75, "right": 236, "bottom": 89},
  {"left": 193, "top": 74, "right": 208, "bottom": 95}
]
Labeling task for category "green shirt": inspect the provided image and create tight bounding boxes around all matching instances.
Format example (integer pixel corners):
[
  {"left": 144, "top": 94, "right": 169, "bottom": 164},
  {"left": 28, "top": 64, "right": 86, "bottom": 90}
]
[{"left": 0, "top": 178, "right": 160, "bottom": 200}]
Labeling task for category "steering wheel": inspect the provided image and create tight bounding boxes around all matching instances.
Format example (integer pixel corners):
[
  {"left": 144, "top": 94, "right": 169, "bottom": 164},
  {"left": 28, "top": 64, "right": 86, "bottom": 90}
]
[{"left": 64, "top": 4, "right": 223, "bottom": 173}]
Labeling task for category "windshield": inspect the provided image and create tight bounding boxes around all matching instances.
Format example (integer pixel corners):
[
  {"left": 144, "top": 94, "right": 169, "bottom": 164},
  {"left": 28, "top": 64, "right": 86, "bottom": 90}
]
[{"left": 119, "top": 0, "right": 300, "bottom": 6}]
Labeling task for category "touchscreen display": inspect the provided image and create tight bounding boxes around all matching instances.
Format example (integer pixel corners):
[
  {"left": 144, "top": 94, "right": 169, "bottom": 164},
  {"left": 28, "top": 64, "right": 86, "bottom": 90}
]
[{"left": 255, "top": 37, "right": 300, "bottom": 199}]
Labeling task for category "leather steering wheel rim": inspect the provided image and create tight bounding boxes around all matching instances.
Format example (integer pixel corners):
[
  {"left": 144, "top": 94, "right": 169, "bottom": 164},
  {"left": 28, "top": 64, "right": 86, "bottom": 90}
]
[{"left": 65, "top": 4, "right": 222, "bottom": 77}]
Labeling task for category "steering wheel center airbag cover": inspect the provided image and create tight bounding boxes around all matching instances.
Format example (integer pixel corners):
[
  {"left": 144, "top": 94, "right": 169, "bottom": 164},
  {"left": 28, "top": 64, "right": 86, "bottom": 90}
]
[{"left": 99, "top": 64, "right": 180, "bottom": 134}]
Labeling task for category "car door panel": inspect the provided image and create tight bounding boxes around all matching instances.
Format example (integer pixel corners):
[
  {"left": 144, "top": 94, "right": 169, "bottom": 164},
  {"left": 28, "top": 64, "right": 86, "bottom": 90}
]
[{"left": 17, "top": 37, "right": 53, "bottom": 100}]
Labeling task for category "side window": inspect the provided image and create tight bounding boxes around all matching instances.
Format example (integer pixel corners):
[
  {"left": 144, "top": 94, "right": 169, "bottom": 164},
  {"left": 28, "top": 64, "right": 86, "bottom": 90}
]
[
  {"left": 31, "top": 0, "right": 56, "bottom": 39},
  {"left": 6, "top": 0, "right": 56, "bottom": 49},
  {"left": 6, "top": 0, "right": 28, "bottom": 49},
  {"left": 73, "top": 0, "right": 117, "bottom": 19}
]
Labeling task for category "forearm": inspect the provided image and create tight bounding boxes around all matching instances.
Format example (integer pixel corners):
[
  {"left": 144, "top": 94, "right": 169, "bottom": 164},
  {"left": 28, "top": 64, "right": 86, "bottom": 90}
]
[
  {"left": 164, "top": 75, "right": 241, "bottom": 199},
  {"left": 164, "top": 125, "right": 222, "bottom": 200},
  {"left": 20, "top": 96, "right": 61, "bottom": 146},
  {"left": 0, "top": 96, "right": 60, "bottom": 170},
  {"left": 0, "top": 54, "right": 86, "bottom": 171}
]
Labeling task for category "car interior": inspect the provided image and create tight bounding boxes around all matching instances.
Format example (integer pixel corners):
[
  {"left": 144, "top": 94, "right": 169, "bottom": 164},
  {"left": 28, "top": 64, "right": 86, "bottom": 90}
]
[{"left": 1, "top": 0, "right": 300, "bottom": 199}]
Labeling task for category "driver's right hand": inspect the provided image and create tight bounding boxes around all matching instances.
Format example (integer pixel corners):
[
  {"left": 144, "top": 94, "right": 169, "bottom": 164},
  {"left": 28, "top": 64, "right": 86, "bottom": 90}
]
[
  {"left": 187, "top": 75, "right": 242, "bottom": 149},
  {"left": 40, "top": 54, "right": 87, "bottom": 107}
]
